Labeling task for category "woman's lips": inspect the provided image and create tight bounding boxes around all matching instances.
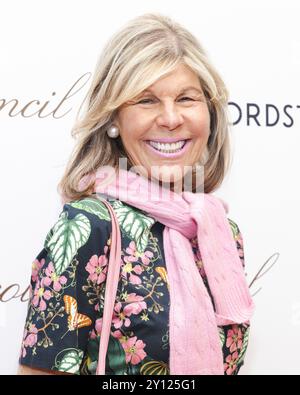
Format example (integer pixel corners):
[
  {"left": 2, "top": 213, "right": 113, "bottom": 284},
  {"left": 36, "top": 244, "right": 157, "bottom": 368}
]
[
  {"left": 145, "top": 137, "right": 189, "bottom": 143},
  {"left": 144, "top": 139, "right": 192, "bottom": 159}
]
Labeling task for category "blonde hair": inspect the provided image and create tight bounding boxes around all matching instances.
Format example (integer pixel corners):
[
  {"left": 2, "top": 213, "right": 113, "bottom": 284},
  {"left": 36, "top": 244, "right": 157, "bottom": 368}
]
[{"left": 57, "top": 12, "right": 232, "bottom": 202}]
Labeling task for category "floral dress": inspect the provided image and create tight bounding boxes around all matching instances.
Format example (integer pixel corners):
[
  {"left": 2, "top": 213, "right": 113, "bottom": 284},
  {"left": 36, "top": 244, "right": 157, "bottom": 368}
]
[{"left": 19, "top": 195, "right": 250, "bottom": 375}]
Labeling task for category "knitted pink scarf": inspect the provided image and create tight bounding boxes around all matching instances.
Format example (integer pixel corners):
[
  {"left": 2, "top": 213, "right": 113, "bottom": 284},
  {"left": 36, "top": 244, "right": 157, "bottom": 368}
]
[{"left": 74, "top": 166, "right": 254, "bottom": 375}]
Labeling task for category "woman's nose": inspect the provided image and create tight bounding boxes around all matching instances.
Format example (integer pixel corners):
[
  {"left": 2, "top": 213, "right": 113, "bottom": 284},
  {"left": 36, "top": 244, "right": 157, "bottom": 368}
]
[{"left": 155, "top": 102, "right": 184, "bottom": 130}]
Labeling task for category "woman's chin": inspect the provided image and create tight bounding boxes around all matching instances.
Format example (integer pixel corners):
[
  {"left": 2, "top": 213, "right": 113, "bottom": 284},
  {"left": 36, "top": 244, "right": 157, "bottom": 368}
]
[{"left": 149, "top": 167, "right": 187, "bottom": 190}]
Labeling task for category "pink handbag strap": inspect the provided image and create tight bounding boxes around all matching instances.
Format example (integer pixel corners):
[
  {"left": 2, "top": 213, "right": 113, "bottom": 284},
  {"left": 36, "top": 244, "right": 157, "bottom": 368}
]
[{"left": 96, "top": 198, "right": 122, "bottom": 375}]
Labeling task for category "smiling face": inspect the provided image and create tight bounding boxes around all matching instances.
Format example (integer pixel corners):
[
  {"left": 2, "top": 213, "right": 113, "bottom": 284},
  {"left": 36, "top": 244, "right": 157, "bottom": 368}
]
[{"left": 114, "top": 63, "right": 211, "bottom": 190}]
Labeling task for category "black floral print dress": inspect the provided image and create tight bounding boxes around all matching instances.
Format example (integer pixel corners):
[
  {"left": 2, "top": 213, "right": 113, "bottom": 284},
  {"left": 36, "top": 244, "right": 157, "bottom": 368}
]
[{"left": 19, "top": 195, "right": 250, "bottom": 375}]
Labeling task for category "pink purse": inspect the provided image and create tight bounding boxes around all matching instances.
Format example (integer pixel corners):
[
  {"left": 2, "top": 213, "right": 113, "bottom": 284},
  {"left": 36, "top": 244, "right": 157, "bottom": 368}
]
[{"left": 95, "top": 198, "right": 122, "bottom": 375}]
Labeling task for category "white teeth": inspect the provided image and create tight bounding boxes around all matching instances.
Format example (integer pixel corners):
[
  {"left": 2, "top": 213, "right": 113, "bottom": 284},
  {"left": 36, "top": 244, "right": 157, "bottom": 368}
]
[{"left": 148, "top": 140, "right": 186, "bottom": 152}]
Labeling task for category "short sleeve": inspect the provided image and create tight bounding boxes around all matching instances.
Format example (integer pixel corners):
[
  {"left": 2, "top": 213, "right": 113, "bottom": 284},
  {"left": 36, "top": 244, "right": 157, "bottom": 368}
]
[
  {"left": 19, "top": 197, "right": 112, "bottom": 374},
  {"left": 221, "top": 218, "right": 251, "bottom": 375}
]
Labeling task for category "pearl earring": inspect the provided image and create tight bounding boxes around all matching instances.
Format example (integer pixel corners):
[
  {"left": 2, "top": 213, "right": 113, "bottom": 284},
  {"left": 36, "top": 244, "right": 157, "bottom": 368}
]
[{"left": 107, "top": 125, "right": 120, "bottom": 138}]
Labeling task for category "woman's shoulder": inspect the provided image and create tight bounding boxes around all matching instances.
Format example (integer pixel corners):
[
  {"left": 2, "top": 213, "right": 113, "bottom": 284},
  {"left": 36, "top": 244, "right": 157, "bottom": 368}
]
[
  {"left": 62, "top": 195, "right": 112, "bottom": 224},
  {"left": 69, "top": 194, "right": 155, "bottom": 221},
  {"left": 61, "top": 195, "right": 157, "bottom": 251},
  {"left": 43, "top": 196, "right": 113, "bottom": 264},
  {"left": 87, "top": 195, "right": 158, "bottom": 253}
]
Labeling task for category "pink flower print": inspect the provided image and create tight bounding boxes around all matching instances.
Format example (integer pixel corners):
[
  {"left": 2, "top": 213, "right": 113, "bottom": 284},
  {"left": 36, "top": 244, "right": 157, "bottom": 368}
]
[
  {"left": 95, "top": 318, "right": 103, "bottom": 335},
  {"left": 21, "top": 324, "right": 38, "bottom": 358},
  {"left": 123, "top": 300, "right": 147, "bottom": 317},
  {"left": 24, "top": 324, "right": 38, "bottom": 347},
  {"left": 85, "top": 253, "right": 108, "bottom": 285},
  {"left": 31, "top": 258, "right": 45, "bottom": 282},
  {"left": 112, "top": 330, "right": 122, "bottom": 339},
  {"left": 224, "top": 351, "right": 239, "bottom": 375},
  {"left": 226, "top": 325, "right": 243, "bottom": 352},
  {"left": 112, "top": 302, "right": 131, "bottom": 329},
  {"left": 88, "top": 318, "right": 103, "bottom": 339},
  {"left": 42, "top": 262, "right": 67, "bottom": 292},
  {"left": 124, "top": 293, "right": 145, "bottom": 303},
  {"left": 32, "top": 279, "right": 52, "bottom": 311},
  {"left": 90, "top": 318, "right": 104, "bottom": 339},
  {"left": 121, "top": 261, "right": 143, "bottom": 285},
  {"left": 112, "top": 330, "right": 127, "bottom": 344},
  {"left": 141, "top": 250, "right": 153, "bottom": 265},
  {"left": 125, "top": 241, "right": 153, "bottom": 266},
  {"left": 122, "top": 336, "right": 147, "bottom": 365},
  {"left": 20, "top": 328, "right": 28, "bottom": 358},
  {"left": 29, "top": 284, "right": 33, "bottom": 299}
]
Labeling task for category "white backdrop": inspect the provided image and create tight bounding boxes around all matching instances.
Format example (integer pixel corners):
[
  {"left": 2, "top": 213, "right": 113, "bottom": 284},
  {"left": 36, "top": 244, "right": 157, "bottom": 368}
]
[{"left": 1, "top": 0, "right": 299, "bottom": 375}]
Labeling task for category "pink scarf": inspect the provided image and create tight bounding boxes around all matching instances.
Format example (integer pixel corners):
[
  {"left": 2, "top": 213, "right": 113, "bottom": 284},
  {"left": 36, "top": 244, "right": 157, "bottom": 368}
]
[{"left": 72, "top": 166, "right": 254, "bottom": 375}]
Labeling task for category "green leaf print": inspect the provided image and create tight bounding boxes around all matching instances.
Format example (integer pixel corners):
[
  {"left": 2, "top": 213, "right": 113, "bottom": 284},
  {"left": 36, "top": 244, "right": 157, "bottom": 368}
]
[
  {"left": 228, "top": 218, "right": 239, "bottom": 240},
  {"left": 86, "top": 335, "right": 127, "bottom": 375},
  {"left": 107, "top": 335, "right": 127, "bottom": 375},
  {"left": 236, "top": 326, "right": 250, "bottom": 365},
  {"left": 55, "top": 348, "right": 84, "bottom": 374},
  {"left": 69, "top": 197, "right": 111, "bottom": 221},
  {"left": 111, "top": 200, "right": 155, "bottom": 254},
  {"left": 86, "top": 337, "right": 100, "bottom": 362},
  {"left": 127, "top": 363, "right": 141, "bottom": 375},
  {"left": 218, "top": 327, "right": 226, "bottom": 348},
  {"left": 140, "top": 359, "right": 169, "bottom": 375},
  {"left": 45, "top": 211, "right": 91, "bottom": 276},
  {"left": 44, "top": 226, "right": 54, "bottom": 249}
]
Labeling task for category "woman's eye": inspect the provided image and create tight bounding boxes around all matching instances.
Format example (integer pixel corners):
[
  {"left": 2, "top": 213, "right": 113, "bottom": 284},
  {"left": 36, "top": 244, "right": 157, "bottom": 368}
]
[
  {"left": 137, "top": 97, "right": 194, "bottom": 104},
  {"left": 138, "top": 98, "right": 154, "bottom": 104},
  {"left": 179, "top": 97, "right": 194, "bottom": 101}
]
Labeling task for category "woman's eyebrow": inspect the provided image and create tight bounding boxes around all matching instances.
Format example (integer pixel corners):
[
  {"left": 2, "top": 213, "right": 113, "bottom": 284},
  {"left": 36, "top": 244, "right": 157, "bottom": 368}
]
[{"left": 142, "top": 86, "right": 204, "bottom": 95}]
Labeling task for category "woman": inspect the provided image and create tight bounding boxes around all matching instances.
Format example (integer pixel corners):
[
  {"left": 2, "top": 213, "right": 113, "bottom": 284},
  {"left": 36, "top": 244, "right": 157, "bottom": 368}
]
[{"left": 18, "top": 12, "right": 254, "bottom": 375}]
